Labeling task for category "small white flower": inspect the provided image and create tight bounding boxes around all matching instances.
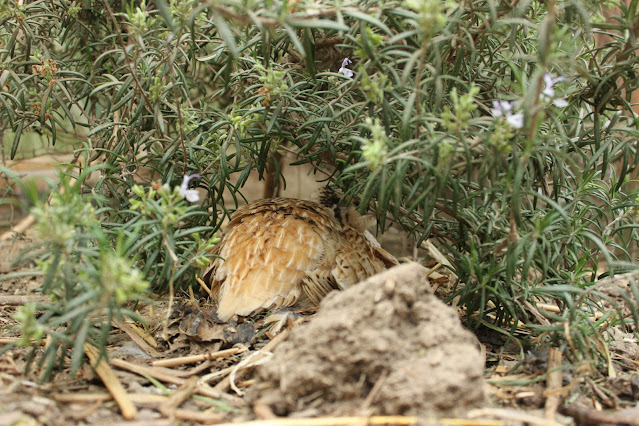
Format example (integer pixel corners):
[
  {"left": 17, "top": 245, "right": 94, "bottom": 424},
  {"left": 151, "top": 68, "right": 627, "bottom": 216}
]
[
  {"left": 340, "top": 68, "right": 354, "bottom": 78},
  {"left": 491, "top": 100, "right": 523, "bottom": 129},
  {"left": 491, "top": 100, "right": 514, "bottom": 117},
  {"left": 339, "top": 57, "right": 353, "bottom": 78},
  {"left": 542, "top": 73, "right": 568, "bottom": 107},
  {"left": 506, "top": 112, "right": 524, "bottom": 129},
  {"left": 542, "top": 74, "right": 557, "bottom": 98},
  {"left": 179, "top": 174, "right": 201, "bottom": 202},
  {"left": 552, "top": 98, "right": 569, "bottom": 108}
]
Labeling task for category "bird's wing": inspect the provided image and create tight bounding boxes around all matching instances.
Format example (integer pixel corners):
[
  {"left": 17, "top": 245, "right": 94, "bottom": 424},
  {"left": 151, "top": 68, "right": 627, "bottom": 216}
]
[
  {"left": 299, "top": 272, "right": 340, "bottom": 307},
  {"left": 362, "top": 229, "right": 400, "bottom": 269},
  {"left": 207, "top": 199, "right": 338, "bottom": 321},
  {"left": 331, "top": 227, "right": 397, "bottom": 288}
]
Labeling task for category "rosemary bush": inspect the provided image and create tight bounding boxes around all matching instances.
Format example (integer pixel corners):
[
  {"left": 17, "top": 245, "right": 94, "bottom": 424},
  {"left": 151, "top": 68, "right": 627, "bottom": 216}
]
[{"left": 1, "top": 0, "right": 638, "bottom": 377}]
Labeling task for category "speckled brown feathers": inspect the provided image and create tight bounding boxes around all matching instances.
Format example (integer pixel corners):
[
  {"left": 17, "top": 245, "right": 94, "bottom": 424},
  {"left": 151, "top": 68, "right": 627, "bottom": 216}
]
[{"left": 202, "top": 197, "right": 398, "bottom": 321}]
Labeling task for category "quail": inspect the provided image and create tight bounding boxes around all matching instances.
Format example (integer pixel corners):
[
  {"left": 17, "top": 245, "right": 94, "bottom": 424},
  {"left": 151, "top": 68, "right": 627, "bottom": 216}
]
[{"left": 202, "top": 191, "right": 398, "bottom": 321}]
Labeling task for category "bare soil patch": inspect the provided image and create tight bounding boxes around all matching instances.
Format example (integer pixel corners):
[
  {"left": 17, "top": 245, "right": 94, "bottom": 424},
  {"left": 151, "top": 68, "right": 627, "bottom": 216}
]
[{"left": 3, "top": 230, "right": 639, "bottom": 425}]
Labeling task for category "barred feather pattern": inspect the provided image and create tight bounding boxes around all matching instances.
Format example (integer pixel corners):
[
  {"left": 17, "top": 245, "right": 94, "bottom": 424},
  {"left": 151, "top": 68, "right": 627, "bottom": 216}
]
[{"left": 202, "top": 197, "right": 398, "bottom": 321}]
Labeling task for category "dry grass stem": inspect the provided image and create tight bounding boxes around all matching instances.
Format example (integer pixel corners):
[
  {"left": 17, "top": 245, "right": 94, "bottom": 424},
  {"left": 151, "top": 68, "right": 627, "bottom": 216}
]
[
  {"left": 159, "top": 376, "right": 199, "bottom": 418},
  {"left": 52, "top": 392, "right": 168, "bottom": 404},
  {"left": 109, "top": 358, "right": 241, "bottom": 402},
  {"left": 467, "top": 408, "right": 563, "bottom": 425},
  {"left": 544, "top": 348, "right": 563, "bottom": 420},
  {"left": 536, "top": 303, "right": 561, "bottom": 314},
  {"left": 229, "top": 349, "right": 274, "bottom": 396},
  {"left": 84, "top": 344, "right": 137, "bottom": 420},
  {"left": 196, "top": 276, "right": 213, "bottom": 297},
  {"left": 214, "top": 416, "right": 418, "bottom": 426},
  {"left": 153, "top": 346, "right": 247, "bottom": 367},
  {"left": 200, "top": 365, "right": 235, "bottom": 383},
  {"left": 0, "top": 295, "right": 48, "bottom": 305},
  {"left": 0, "top": 337, "right": 44, "bottom": 345},
  {"left": 173, "top": 408, "right": 223, "bottom": 424},
  {"left": 112, "top": 318, "right": 162, "bottom": 358},
  {"left": 212, "top": 329, "right": 291, "bottom": 394},
  {"left": 0, "top": 214, "right": 35, "bottom": 241}
]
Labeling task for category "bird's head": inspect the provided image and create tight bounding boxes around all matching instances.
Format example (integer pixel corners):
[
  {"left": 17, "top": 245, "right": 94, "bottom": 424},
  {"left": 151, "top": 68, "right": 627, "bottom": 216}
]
[{"left": 316, "top": 186, "right": 377, "bottom": 232}]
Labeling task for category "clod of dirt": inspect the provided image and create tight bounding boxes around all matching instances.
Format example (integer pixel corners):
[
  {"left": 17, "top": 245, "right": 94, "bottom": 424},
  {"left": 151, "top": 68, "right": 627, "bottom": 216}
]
[{"left": 249, "top": 262, "right": 487, "bottom": 418}]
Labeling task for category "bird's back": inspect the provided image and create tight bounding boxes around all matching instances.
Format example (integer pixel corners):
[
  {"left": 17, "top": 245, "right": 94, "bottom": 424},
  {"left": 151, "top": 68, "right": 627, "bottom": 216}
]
[{"left": 203, "top": 197, "right": 397, "bottom": 321}]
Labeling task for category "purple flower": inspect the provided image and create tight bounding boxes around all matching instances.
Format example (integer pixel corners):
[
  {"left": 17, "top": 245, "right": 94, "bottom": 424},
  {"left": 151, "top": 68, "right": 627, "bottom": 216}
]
[
  {"left": 179, "top": 174, "right": 201, "bottom": 202},
  {"left": 542, "top": 73, "right": 568, "bottom": 107},
  {"left": 552, "top": 97, "right": 569, "bottom": 108},
  {"left": 491, "top": 100, "right": 514, "bottom": 117},
  {"left": 506, "top": 112, "right": 524, "bottom": 129},
  {"left": 491, "top": 100, "right": 524, "bottom": 129},
  {"left": 339, "top": 57, "right": 353, "bottom": 78}
]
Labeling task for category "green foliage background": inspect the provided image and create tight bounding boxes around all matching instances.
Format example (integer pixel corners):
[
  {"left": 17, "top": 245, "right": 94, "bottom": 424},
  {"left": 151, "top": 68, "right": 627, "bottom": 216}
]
[{"left": 1, "top": 0, "right": 639, "bottom": 379}]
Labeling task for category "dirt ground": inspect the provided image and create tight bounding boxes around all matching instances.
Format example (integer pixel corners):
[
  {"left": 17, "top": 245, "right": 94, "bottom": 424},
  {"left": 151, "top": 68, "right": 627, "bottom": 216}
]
[
  {"left": 3, "top": 232, "right": 639, "bottom": 426},
  {"left": 2, "top": 159, "right": 639, "bottom": 425},
  {"left": 0, "top": 234, "right": 499, "bottom": 426}
]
